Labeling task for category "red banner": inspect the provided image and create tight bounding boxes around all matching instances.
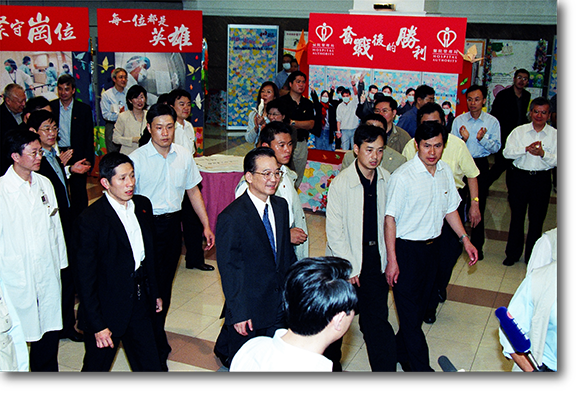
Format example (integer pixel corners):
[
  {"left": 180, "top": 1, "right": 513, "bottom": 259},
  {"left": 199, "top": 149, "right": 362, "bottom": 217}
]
[
  {"left": 0, "top": 5, "right": 89, "bottom": 51},
  {"left": 308, "top": 13, "right": 467, "bottom": 74},
  {"left": 97, "top": 9, "right": 202, "bottom": 53}
]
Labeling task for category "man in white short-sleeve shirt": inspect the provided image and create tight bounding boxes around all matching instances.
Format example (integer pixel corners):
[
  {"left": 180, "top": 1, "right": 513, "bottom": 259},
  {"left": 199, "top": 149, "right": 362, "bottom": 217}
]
[{"left": 129, "top": 103, "right": 214, "bottom": 371}]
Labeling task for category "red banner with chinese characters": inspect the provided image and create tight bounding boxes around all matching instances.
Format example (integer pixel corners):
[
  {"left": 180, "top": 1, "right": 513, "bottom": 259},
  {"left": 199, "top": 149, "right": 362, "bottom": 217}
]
[
  {"left": 97, "top": 9, "right": 202, "bottom": 53},
  {"left": 0, "top": 5, "right": 89, "bottom": 51},
  {"left": 308, "top": 13, "right": 467, "bottom": 74}
]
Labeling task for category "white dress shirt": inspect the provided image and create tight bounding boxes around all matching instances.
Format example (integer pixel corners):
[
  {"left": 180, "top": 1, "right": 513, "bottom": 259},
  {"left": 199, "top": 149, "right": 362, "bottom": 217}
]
[
  {"left": 130, "top": 141, "right": 202, "bottom": 215},
  {"left": 385, "top": 155, "right": 461, "bottom": 241},
  {"left": 246, "top": 189, "right": 277, "bottom": 251},
  {"left": 503, "top": 123, "right": 557, "bottom": 171},
  {"left": 104, "top": 192, "right": 145, "bottom": 271}
]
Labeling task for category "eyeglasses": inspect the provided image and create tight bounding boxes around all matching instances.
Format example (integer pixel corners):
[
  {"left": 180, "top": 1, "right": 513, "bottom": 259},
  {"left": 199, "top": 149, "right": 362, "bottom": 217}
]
[
  {"left": 23, "top": 150, "right": 44, "bottom": 158},
  {"left": 516, "top": 75, "right": 529, "bottom": 81},
  {"left": 253, "top": 170, "right": 283, "bottom": 180},
  {"left": 38, "top": 125, "right": 58, "bottom": 134},
  {"left": 374, "top": 108, "right": 392, "bottom": 114},
  {"left": 531, "top": 109, "right": 549, "bottom": 115}
]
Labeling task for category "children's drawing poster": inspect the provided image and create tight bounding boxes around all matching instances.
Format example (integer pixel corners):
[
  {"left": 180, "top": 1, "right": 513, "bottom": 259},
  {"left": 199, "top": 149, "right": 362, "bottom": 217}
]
[{"left": 226, "top": 25, "right": 278, "bottom": 130}]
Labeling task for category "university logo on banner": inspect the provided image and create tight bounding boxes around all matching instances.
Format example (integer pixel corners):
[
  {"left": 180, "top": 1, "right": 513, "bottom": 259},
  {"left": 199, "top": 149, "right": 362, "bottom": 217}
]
[
  {"left": 0, "top": 5, "right": 89, "bottom": 51},
  {"left": 308, "top": 13, "right": 467, "bottom": 74},
  {"left": 97, "top": 9, "right": 202, "bottom": 53}
]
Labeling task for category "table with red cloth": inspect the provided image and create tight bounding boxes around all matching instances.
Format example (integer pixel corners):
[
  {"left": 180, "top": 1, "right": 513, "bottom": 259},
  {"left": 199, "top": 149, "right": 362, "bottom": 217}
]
[{"left": 194, "top": 154, "right": 244, "bottom": 234}]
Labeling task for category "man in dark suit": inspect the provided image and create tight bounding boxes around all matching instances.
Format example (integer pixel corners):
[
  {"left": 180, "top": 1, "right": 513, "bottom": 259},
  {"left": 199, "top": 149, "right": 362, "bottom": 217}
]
[
  {"left": 1, "top": 84, "right": 27, "bottom": 174},
  {"left": 216, "top": 146, "right": 297, "bottom": 365},
  {"left": 49, "top": 74, "right": 95, "bottom": 219},
  {"left": 28, "top": 110, "right": 91, "bottom": 343},
  {"left": 72, "top": 152, "right": 162, "bottom": 371}
]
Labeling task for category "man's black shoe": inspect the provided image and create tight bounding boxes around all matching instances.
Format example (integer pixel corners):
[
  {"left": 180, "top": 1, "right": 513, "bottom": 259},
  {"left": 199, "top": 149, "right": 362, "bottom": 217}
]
[
  {"left": 424, "top": 308, "right": 437, "bottom": 324},
  {"left": 192, "top": 263, "right": 215, "bottom": 271},
  {"left": 477, "top": 251, "right": 484, "bottom": 261},
  {"left": 503, "top": 257, "right": 517, "bottom": 266},
  {"left": 438, "top": 288, "right": 447, "bottom": 303},
  {"left": 60, "top": 330, "right": 84, "bottom": 342}
]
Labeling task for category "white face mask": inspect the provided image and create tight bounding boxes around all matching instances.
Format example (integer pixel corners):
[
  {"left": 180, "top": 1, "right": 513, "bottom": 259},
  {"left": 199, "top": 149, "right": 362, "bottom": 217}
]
[
  {"left": 443, "top": 108, "right": 451, "bottom": 115},
  {"left": 283, "top": 62, "right": 291, "bottom": 70},
  {"left": 368, "top": 93, "right": 375, "bottom": 101},
  {"left": 138, "top": 68, "right": 148, "bottom": 83},
  {"left": 407, "top": 95, "right": 415, "bottom": 103},
  {"left": 342, "top": 96, "right": 351, "bottom": 103},
  {"left": 384, "top": 92, "right": 391, "bottom": 97},
  {"left": 321, "top": 96, "right": 329, "bottom": 103}
]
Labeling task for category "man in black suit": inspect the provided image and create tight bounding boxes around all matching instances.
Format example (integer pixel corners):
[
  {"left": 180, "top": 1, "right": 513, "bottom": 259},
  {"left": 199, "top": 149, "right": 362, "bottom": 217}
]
[
  {"left": 49, "top": 74, "right": 94, "bottom": 219},
  {"left": 72, "top": 152, "right": 162, "bottom": 371},
  {"left": 1, "top": 83, "right": 27, "bottom": 174},
  {"left": 28, "top": 110, "right": 91, "bottom": 343},
  {"left": 216, "top": 146, "right": 297, "bottom": 365}
]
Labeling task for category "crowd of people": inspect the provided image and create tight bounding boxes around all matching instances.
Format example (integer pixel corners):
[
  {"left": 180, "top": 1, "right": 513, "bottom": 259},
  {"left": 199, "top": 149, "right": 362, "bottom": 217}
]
[{"left": 0, "top": 61, "right": 557, "bottom": 372}]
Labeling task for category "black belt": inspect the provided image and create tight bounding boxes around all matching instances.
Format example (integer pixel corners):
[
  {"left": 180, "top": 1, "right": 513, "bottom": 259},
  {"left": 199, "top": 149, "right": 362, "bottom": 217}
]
[
  {"left": 154, "top": 211, "right": 181, "bottom": 220},
  {"left": 399, "top": 237, "right": 438, "bottom": 245},
  {"left": 511, "top": 166, "right": 551, "bottom": 176}
]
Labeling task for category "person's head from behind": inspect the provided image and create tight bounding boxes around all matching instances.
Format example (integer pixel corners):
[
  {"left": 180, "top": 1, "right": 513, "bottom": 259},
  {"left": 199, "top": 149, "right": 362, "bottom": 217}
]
[
  {"left": 414, "top": 84, "right": 435, "bottom": 109},
  {"left": 417, "top": 102, "right": 444, "bottom": 125},
  {"left": 353, "top": 124, "right": 386, "bottom": 172},
  {"left": 99, "top": 152, "right": 135, "bottom": 206},
  {"left": 283, "top": 257, "right": 357, "bottom": 341},
  {"left": 243, "top": 146, "right": 280, "bottom": 202},
  {"left": 258, "top": 121, "right": 294, "bottom": 166},
  {"left": 22, "top": 96, "right": 51, "bottom": 123},
  {"left": 146, "top": 104, "right": 177, "bottom": 151},
  {"left": 362, "top": 113, "right": 386, "bottom": 130}
]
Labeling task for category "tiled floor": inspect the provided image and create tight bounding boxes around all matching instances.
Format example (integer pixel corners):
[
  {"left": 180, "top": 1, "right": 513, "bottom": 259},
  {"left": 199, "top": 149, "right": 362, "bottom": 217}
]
[{"left": 57, "top": 123, "right": 557, "bottom": 373}]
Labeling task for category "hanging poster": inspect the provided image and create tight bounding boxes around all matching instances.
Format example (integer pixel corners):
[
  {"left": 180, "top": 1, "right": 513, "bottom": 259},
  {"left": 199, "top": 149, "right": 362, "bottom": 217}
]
[
  {"left": 96, "top": 9, "right": 204, "bottom": 154},
  {"left": 0, "top": 6, "right": 91, "bottom": 105},
  {"left": 308, "top": 13, "right": 467, "bottom": 74},
  {"left": 227, "top": 24, "right": 278, "bottom": 130}
]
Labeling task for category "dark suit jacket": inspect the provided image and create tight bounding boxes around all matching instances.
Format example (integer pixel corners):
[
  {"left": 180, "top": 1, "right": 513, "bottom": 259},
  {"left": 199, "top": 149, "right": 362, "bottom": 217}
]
[
  {"left": 73, "top": 194, "right": 158, "bottom": 337},
  {"left": 216, "top": 192, "right": 297, "bottom": 330},
  {"left": 0, "top": 102, "right": 21, "bottom": 175},
  {"left": 490, "top": 86, "right": 531, "bottom": 146},
  {"left": 49, "top": 98, "right": 95, "bottom": 167},
  {"left": 38, "top": 156, "right": 71, "bottom": 239}
]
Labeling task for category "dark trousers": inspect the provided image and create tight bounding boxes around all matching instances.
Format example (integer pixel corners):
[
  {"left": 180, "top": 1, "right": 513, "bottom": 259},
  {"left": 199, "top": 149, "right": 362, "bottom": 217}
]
[
  {"left": 69, "top": 172, "right": 89, "bottom": 220},
  {"left": 181, "top": 194, "right": 205, "bottom": 268},
  {"left": 152, "top": 211, "right": 183, "bottom": 369},
  {"left": 104, "top": 121, "right": 121, "bottom": 154},
  {"left": 356, "top": 245, "right": 397, "bottom": 371},
  {"left": 60, "top": 266, "right": 77, "bottom": 336},
  {"left": 487, "top": 149, "right": 512, "bottom": 187},
  {"left": 427, "top": 221, "right": 462, "bottom": 312},
  {"left": 393, "top": 237, "right": 439, "bottom": 372},
  {"left": 469, "top": 157, "right": 490, "bottom": 251},
  {"left": 82, "top": 289, "right": 161, "bottom": 371},
  {"left": 505, "top": 167, "right": 552, "bottom": 262},
  {"left": 29, "top": 330, "right": 60, "bottom": 371}
]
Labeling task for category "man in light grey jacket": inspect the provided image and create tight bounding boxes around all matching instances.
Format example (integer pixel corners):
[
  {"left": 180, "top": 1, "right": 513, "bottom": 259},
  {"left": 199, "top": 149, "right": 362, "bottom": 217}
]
[{"left": 325, "top": 124, "right": 396, "bottom": 371}]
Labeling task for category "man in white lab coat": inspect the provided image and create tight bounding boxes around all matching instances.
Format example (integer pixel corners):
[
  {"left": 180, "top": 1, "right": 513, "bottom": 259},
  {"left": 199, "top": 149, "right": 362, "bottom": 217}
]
[{"left": 0, "top": 130, "right": 68, "bottom": 371}]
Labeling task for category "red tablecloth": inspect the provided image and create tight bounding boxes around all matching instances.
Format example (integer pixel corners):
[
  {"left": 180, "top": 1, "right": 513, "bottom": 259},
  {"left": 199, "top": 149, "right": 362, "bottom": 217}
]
[{"left": 199, "top": 170, "right": 244, "bottom": 234}]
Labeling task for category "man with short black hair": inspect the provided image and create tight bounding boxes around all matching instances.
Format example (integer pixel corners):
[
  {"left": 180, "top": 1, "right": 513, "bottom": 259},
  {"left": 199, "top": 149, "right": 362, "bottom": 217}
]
[
  {"left": 278, "top": 71, "right": 315, "bottom": 188},
  {"left": 73, "top": 152, "right": 162, "bottom": 371},
  {"left": 373, "top": 96, "right": 411, "bottom": 154},
  {"left": 230, "top": 257, "right": 357, "bottom": 372},
  {"left": 0, "top": 130, "right": 68, "bottom": 371},
  {"left": 385, "top": 121, "right": 478, "bottom": 371},
  {"left": 129, "top": 103, "right": 214, "bottom": 370},
  {"left": 49, "top": 73, "right": 94, "bottom": 219},
  {"left": 396, "top": 84, "right": 436, "bottom": 137}
]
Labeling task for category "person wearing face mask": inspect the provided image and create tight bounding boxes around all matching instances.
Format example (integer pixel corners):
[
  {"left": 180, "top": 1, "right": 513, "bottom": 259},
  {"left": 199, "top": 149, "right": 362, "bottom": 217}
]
[
  {"left": 336, "top": 86, "right": 360, "bottom": 150},
  {"left": 274, "top": 54, "right": 294, "bottom": 93},
  {"left": 382, "top": 85, "right": 393, "bottom": 97},
  {"left": 355, "top": 76, "right": 380, "bottom": 121},
  {"left": 1, "top": 59, "right": 33, "bottom": 97},
  {"left": 397, "top": 88, "right": 415, "bottom": 116},
  {"left": 442, "top": 101, "right": 455, "bottom": 134},
  {"left": 311, "top": 89, "right": 337, "bottom": 151}
]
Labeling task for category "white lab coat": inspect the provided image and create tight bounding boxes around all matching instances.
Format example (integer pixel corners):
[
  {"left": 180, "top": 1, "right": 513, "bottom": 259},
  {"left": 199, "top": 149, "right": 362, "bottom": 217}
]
[{"left": 0, "top": 167, "right": 67, "bottom": 342}]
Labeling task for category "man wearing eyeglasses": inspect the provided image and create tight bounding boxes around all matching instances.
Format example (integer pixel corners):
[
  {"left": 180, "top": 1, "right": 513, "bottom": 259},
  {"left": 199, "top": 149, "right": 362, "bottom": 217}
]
[
  {"left": 0, "top": 130, "right": 67, "bottom": 371},
  {"left": 215, "top": 146, "right": 297, "bottom": 367},
  {"left": 488, "top": 68, "right": 531, "bottom": 186},
  {"left": 502, "top": 97, "right": 556, "bottom": 267}
]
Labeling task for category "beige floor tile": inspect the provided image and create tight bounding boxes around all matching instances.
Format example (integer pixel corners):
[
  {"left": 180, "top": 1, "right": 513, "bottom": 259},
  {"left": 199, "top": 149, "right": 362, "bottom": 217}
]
[
  {"left": 470, "top": 345, "right": 514, "bottom": 372},
  {"left": 165, "top": 309, "right": 219, "bottom": 338},
  {"left": 427, "top": 336, "right": 478, "bottom": 372},
  {"left": 178, "top": 291, "right": 225, "bottom": 318}
]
